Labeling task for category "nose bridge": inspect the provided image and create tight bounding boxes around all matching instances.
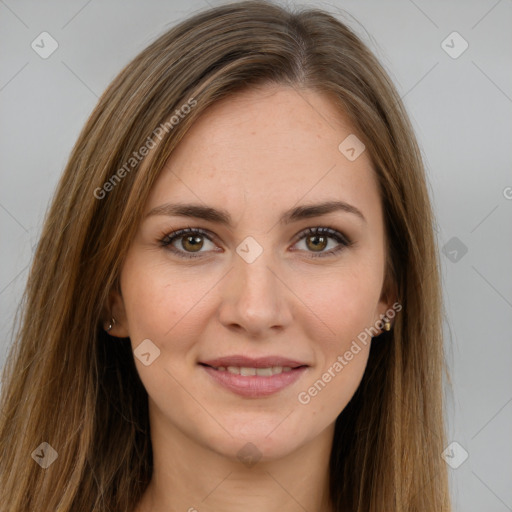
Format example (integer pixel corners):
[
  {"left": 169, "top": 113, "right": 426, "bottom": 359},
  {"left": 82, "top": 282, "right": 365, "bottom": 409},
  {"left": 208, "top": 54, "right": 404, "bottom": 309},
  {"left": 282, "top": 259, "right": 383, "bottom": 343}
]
[
  {"left": 234, "top": 238, "right": 280, "bottom": 307},
  {"left": 218, "top": 236, "right": 291, "bottom": 334}
]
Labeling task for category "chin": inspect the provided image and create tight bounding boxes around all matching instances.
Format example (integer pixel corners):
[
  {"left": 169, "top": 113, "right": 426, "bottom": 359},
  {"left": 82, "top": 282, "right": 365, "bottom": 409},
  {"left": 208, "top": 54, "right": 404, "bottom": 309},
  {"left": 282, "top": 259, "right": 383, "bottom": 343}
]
[{"left": 198, "top": 418, "right": 311, "bottom": 464}]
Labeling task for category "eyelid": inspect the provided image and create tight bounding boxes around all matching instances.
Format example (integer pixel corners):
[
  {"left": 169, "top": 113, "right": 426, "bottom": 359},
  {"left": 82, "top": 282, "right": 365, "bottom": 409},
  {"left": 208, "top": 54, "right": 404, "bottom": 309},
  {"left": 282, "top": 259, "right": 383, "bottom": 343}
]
[
  {"left": 159, "top": 226, "right": 216, "bottom": 245},
  {"left": 159, "top": 225, "right": 352, "bottom": 259},
  {"left": 292, "top": 226, "right": 351, "bottom": 247}
]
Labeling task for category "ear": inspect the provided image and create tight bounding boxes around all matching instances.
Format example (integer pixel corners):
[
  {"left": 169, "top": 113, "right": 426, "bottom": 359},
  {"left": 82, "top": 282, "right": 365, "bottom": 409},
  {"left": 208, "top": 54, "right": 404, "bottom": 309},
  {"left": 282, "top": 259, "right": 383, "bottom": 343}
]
[
  {"left": 102, "top": 286, "right": 130, "bottom": 338},
  {"left": 374, "top": 267, "right": 399, "bottom": 332}
]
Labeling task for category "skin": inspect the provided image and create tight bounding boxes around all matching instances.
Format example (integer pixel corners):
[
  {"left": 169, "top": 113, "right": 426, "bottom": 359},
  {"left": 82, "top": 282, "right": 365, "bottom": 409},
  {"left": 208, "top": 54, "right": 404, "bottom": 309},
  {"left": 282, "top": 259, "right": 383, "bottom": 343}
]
[{"left": 108, "top": 84, "right": 394, "bottom": 512}]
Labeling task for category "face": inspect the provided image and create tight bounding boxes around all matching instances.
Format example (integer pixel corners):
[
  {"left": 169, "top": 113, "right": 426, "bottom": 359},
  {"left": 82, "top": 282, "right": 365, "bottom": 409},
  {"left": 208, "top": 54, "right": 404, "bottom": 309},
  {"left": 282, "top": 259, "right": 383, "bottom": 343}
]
[{"left": 111, "top": 84, "right": 392, "bottom": 462}]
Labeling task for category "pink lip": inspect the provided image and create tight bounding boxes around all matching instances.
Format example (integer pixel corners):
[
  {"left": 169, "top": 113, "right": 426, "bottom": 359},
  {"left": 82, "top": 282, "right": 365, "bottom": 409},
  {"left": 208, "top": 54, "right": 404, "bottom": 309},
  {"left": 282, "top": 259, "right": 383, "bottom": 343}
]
[
  {"left": 201, "top": 365, "right": 308, "bottom": 398},
  {"left": 200, "top": 355, "right": 308, "bottom": 369}
]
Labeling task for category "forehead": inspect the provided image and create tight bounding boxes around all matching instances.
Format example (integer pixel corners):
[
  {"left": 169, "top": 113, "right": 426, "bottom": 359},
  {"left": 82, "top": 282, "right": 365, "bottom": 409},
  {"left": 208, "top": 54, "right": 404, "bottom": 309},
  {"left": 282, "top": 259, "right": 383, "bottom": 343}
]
[{"left": 146, "top": 84, "right": 381, "bottom": 224}]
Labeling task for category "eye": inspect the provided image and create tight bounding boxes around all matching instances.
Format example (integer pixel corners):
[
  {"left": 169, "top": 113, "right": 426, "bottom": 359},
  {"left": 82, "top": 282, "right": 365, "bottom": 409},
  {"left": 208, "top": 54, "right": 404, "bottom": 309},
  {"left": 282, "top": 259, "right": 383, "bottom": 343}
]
[
  {"left": 292, "top": 226, "right": 352, "bottom": 258},
  {"left": 159, "top": 227, "right": 219, "bottom": 259},
  {"left": 159, "top": 226, "right": 352, "bottom": 259}
]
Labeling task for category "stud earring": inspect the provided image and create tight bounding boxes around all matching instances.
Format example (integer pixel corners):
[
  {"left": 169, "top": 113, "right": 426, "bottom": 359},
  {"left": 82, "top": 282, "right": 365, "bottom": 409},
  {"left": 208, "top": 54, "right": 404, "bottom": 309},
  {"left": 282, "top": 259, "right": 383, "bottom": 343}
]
[
  {"left": 105, "top": 317, "right": 116, "bottom": 332},
  {"left": 383, "top": 318, "right": 391, "bottom": 331}
]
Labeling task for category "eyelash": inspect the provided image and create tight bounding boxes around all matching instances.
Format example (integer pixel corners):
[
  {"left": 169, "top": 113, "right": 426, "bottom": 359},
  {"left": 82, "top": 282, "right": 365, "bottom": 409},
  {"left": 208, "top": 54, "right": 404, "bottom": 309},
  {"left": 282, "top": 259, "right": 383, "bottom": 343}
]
[{"left": 158, "top": 226, "right": 353, "bottom": 260}]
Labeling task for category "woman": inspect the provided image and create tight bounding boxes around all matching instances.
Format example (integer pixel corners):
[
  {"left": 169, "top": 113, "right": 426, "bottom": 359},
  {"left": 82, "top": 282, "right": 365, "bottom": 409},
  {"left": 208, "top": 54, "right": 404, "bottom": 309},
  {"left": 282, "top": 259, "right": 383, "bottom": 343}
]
[{"left": 0, "top": 1, "right": 451, "bottom": 510}]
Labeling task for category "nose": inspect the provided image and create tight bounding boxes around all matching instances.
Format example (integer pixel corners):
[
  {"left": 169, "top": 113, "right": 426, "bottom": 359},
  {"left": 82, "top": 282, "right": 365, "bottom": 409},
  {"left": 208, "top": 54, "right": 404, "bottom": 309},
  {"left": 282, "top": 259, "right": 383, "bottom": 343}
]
[{"left": 217, "top": 246, "right": 293, "bottom": 338}]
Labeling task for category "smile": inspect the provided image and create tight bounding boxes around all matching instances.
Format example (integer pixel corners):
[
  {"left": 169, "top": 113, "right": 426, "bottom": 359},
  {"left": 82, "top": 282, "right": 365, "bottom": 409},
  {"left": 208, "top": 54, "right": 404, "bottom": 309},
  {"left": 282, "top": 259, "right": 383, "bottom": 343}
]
[
  {"left": 199, "top": 363, "right": 308, "bottom": 398},
  {"left": 208, "top": 365, "right": 294, "bottom": 376}
]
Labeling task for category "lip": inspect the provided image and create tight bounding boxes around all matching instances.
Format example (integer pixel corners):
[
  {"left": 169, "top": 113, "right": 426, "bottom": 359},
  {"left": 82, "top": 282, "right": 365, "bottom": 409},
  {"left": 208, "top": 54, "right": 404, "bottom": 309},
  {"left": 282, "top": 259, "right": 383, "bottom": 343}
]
[
  {"left": 200, "top": 355, "right": 308, "bottom": 369},
  {"left": 200, "top": 364, "right": 308, "bottom": 398}
]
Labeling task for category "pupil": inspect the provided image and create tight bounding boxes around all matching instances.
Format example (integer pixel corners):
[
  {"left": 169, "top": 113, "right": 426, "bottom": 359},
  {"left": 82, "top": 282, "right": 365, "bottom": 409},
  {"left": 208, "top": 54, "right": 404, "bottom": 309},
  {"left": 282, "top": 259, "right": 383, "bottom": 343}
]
[
  {"left": 308, "top": 235, "right": 326, "bottom": 251},
  {"left": 180, "top": 234, "right": 329, "bottom": 253},
  {"left": 184, "top": 235, "right": 203, "bottom": 251}
]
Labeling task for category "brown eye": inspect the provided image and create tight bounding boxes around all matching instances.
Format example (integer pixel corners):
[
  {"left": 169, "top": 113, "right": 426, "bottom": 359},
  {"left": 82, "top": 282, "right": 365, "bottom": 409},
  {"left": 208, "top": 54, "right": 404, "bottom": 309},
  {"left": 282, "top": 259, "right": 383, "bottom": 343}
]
[
  {"left": 294, "top": 227, "right": 351, "bottom": 258},
  {"left": 160, "top": 226, "right": 351, "bottom": 260},
  {"left": 181, "top": 234, "right": 204, "bottom": 252},
  {"left": 160, "top": 227, "right": 217, "bottom": 259},
  {"left": 305, "top": 233, "right": 328, "bottom": 252}
]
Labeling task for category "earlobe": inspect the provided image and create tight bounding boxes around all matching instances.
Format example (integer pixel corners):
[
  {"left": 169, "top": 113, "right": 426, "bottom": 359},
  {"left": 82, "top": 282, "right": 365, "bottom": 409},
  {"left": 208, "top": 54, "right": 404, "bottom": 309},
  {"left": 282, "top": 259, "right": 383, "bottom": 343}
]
[
  {"left": 375, "top": 282, "right": 399, "bottom": 334},
  {"left": 377, "top": 266, "right": 402, "bottom": 332},
  {"left": 373, "top": 301, "right": 394, "bottom": 336},
  {"left": 103, "top": 288, "right": 130, "bottom": 338}
]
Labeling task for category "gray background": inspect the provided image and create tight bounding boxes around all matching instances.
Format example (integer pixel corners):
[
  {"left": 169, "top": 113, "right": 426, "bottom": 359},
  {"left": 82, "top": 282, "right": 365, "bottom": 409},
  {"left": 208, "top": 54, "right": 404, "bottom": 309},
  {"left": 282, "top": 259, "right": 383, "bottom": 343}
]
[{"left": 1, "top": 0, "right": 511, "bottom": 510}]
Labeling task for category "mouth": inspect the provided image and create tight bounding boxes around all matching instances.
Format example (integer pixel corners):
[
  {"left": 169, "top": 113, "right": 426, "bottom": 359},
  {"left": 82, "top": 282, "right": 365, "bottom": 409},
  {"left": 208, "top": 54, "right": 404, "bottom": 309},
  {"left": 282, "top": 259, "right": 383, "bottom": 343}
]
[
  {"left": 198, "top": 356, "right": 309, "bottom": 398},
  {"left": 199, "top": 364, "right": 305, "bottom": 376}
]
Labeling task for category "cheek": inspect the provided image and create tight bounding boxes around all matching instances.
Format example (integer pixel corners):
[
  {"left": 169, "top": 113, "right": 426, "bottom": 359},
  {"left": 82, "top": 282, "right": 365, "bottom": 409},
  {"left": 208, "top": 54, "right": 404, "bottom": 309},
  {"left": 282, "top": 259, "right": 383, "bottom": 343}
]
[
  {"left": 296, "top": 333, "right": 371, "bottom": 432},
  {"left": 119, "top": 256, "right": 209, "bottom": 402},
  {"left": 297, "top": 260, "right": 383, "bottom": 350},
  {"left": 292, "top": 260, "right": 381, "bottom": 414},
  {"left": 297, "top": 309, "right": 372, "bottom": 420},
  {"left": 120, "top": 253, "right": 213, "bottom": 346}
]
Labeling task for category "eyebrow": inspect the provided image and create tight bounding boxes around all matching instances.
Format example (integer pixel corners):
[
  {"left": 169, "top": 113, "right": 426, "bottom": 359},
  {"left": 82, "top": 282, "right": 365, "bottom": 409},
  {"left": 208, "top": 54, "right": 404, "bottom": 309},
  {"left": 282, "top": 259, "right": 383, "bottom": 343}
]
[{"left": 146, "top": 200, "right": 366, "bottom": 226}]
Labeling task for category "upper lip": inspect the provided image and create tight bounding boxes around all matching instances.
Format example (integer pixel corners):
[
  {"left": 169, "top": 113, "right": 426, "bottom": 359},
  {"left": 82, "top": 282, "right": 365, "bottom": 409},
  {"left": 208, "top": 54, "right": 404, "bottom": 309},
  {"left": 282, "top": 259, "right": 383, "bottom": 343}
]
[{"left": 200, "top": 355, "right": 309, "bottom": 369}]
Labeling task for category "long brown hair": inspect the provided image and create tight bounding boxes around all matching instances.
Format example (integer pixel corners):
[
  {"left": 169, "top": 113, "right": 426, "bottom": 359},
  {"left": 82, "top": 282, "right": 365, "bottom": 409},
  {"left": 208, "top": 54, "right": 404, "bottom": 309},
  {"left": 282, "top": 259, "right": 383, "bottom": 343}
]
[{"left": 0, "top": 1, "right": 451, "bottom": 510}]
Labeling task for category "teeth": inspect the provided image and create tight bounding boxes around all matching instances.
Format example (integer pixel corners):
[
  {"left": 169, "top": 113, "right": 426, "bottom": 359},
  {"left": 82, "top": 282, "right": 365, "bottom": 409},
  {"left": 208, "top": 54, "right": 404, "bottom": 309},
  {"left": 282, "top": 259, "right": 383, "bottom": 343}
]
[
  {"left": 256, "top": 367, "right": 273, "bottom": 377},
  {"left": 216, "top": 366, "right": 294, "bottom": 375}
]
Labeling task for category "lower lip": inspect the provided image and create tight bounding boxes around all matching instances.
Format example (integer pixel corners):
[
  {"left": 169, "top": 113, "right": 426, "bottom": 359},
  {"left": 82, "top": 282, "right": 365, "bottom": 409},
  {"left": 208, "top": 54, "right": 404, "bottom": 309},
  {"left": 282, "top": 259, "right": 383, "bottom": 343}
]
[{"left": 200, "top": 365, "right": 308, "bottom": 398}]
